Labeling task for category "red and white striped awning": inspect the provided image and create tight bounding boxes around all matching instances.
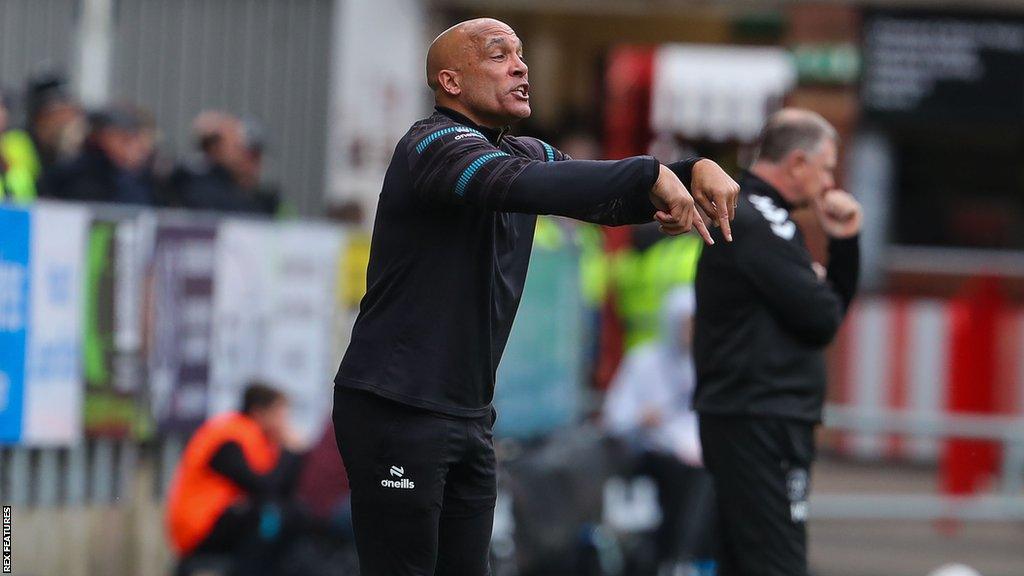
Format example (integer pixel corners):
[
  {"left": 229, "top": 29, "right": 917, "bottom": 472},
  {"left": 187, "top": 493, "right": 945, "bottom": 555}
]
[{"left": 650, "top": 44, "right": 797, "bottom": 142}]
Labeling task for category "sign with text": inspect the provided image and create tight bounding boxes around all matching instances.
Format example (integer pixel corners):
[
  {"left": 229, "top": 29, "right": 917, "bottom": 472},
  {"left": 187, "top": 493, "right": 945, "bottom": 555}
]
[
  {"left": 0, "top": 204, "right": 88, "bottom": 445},
  {"left": 863, "top": 10, "right": 1024, "bottom": 121},
  {"left": 0, "top": 208, "right": 30, "bottom": 444},
  {"left": 83, "top": 215, "right": 152, "bottom": 438},
  {"left": 208, "top": 220, "right": 345, "bottom": 444},
  {"left": 148, "top": 222, "right": 218, "bottom": 433}
]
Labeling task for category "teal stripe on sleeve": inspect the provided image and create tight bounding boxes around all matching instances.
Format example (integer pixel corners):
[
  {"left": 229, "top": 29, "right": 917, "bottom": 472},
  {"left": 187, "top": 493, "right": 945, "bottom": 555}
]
[
  {"left": 541, "top": 141, "right": 555, "bottom": 162},
  {"left": 455, "top": 152, "right": 509, "bottom": 197},
  {"left": 415, "top": 126, "right": 486, "bottom": 154}
]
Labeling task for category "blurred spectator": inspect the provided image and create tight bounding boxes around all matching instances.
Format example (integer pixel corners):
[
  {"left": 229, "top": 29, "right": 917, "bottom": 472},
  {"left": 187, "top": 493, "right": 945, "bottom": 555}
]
[
  {"left": 0, "top": 73, "right": 85, "bottom": 185},
  {"left": 612, "top": 222, "right": 703, "bottom": 350},
  {"left": 42, "top": 104, "right": 158, "bottom": 205},
  {"left": 166, "top": 382, "right": 307, "bottom": 576},
  {"left": 168, "top": 111, "right": 281, "bottom": 215},
  {"left": 0, "top": 90, "right": 37, "bottom": 204},
  {"left": 603, "top": 287, "right": 717, "bottom": 571}
]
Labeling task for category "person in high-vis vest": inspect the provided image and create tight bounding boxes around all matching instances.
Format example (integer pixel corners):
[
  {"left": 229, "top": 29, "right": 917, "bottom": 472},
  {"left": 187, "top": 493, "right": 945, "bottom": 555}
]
[
  {"left": 611, "top": 222, "right": 703, "bottom": 351},
  {"left": 0, "top": 93, "right": 37, "bottom": 204},
  {"left": 0, "top": 156, "right": 36, "bottom": 204},
  {"left": 2, "top": 74, "right": 86, "bottom": 195},
  {"left": 166, "top": 383, "right": 304, "bottom": 576}
]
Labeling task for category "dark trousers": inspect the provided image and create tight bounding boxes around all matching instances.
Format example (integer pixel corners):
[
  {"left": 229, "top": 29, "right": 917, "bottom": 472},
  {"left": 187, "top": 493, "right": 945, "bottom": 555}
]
[
  {"left": 333, "top": 386, "right": 497, "bottom": 576},
  {"left": 699, "top": 415, "right": 815, "bottom": 576},
  {"left": 634, "top": 451, "right": 717, "bottom": 564},
  {"left": 181, "top": 501, "right": 306, "bottom": 576}
]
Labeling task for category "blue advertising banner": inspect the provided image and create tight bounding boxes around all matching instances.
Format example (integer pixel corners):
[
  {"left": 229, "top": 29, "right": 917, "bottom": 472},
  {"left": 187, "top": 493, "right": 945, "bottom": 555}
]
[{"left": 0, "top": 208, "right": 31, "bottom": 443}]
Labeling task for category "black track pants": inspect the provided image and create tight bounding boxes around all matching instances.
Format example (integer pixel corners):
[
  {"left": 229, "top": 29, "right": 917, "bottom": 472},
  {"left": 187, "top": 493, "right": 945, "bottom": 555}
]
[
  {"left": 699, "top": 415, "right": 816, "bottom": 576},
  {"left": 333, "top": 386, "right": 497, "bottom": 576}
]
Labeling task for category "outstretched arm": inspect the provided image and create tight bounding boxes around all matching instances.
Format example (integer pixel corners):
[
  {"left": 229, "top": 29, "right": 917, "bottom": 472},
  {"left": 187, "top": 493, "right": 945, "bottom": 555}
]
[
  {"left": 409, "top": 129, "right": 735, "bottom": 242},
  {"left": 504, "top": 159, "right": 711, "bottom": 242}
]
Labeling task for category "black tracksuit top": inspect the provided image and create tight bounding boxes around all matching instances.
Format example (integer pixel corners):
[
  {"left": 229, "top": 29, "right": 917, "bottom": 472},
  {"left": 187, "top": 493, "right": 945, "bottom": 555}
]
[
  {"left": 693, "top": 171, "right": 860, "bottom": 423},
  {"left": 335, "top": 107, "right": 699, "bottom": 417}
]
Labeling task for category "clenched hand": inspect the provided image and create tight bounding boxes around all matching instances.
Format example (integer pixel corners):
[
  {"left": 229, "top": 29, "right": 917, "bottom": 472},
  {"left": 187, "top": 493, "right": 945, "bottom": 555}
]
[
  {"left": 815, "top": 189, "right": 862, "bottom": 239},
  {"left": 650, "top": 164, "right": 714, "bottom": 244}
]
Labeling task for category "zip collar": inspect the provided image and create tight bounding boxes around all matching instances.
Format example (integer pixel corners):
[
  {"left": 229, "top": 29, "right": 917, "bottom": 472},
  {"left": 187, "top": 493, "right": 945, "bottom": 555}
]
[{"left": 435, "top": 106, "right": 508, "bottom": 145}]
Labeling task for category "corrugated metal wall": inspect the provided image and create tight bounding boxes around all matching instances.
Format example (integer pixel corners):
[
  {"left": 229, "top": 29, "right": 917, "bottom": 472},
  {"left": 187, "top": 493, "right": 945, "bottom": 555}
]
[
  {"left": 0, "top": 0, "right": 77, "bottom": 103},
  {"left": 0, "top": 0, "right": 334, "bottom": 216},
  {"left": 111, "top": 0, "right": 333, "bottom": 215}
]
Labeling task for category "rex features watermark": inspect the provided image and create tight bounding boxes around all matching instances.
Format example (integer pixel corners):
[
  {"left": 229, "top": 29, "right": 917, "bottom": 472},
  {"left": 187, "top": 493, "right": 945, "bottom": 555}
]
[{"left": 3, "top": 505, "right": 11, "bottom": 574}]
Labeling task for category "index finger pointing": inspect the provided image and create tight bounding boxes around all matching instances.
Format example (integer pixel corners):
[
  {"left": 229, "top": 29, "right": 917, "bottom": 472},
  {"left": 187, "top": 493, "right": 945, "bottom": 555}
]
[{"left": 692, "top": 211, "right": 714, "bottom": 246}]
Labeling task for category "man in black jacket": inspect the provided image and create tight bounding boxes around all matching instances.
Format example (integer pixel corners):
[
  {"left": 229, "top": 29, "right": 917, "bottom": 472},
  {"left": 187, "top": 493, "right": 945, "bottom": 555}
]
[
  {"left": 168, "top": 112, "right": 280, "bottom": 215},
  {"left": 43, "top": 106, "right": 157, "bottom": 205},
  {"left": 694, "top": 108, "right": 862, "bottom": 576},
  {"left": 332, "top": 17, "right": 740, "bottom": 576}
]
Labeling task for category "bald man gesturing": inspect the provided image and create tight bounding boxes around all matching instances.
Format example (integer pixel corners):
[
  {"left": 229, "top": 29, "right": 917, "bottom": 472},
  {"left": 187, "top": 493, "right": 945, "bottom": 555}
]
[{"left": 332, "top": 19, "right": 738, "bottom": 576}]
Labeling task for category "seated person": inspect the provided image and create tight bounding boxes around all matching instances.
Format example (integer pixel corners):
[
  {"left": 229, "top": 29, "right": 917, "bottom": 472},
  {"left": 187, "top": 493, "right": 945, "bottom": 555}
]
[
  {"left": 602, "top": 287, "right": 717, "bottom": 573},
  {"left": 166, "top": 383, "right": 304, "bottom": 576}
]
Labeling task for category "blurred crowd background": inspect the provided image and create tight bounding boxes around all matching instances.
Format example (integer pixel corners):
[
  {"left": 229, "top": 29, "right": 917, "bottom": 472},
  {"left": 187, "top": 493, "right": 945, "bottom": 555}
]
[{"left": 2, "top": 1, "right": 1024, "bottom": 575}]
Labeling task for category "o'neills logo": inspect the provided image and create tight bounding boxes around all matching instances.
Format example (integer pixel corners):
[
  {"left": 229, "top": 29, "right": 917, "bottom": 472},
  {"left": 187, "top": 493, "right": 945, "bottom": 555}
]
[
  {"left": 381, "top": 478, "right": 416, "bottom": 489},
  {"left": 382, "top": 465, "right": 415, "bottom": 489}
]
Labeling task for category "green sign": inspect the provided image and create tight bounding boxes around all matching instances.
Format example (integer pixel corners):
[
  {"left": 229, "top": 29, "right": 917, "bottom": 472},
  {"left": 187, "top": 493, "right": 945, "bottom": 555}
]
[{"left": 792, "top": 43, "right": 860, "bottom": 84}]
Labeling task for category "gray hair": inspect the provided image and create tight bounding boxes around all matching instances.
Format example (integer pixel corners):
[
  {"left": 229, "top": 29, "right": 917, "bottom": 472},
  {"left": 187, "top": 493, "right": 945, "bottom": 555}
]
[{"left": 756, "top": 108, "right": 837, "bottom": 163}]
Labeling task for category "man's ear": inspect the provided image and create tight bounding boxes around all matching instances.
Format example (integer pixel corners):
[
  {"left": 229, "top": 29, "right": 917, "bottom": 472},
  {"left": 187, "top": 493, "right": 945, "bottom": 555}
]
[
  {"left": 438, "top": 70, "right": 461, "bottom": 96},
  {"left": 786, "top": 149, "right": 808, "bottom": 179}
]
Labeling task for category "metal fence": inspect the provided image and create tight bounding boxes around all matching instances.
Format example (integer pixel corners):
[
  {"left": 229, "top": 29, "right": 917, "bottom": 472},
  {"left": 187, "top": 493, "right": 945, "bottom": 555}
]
[
  {"left": 0, "top": 0, "right": 334, "bottom": 216},
  {"left": 814, "top": 405, "right": 1024, "bottom": 521}
]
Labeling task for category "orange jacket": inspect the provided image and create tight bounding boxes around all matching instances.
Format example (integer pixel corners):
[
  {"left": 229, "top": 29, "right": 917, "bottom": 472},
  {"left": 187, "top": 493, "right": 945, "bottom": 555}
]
[{"left": 165, "top": 413, "right": 280, "bottom": 554}]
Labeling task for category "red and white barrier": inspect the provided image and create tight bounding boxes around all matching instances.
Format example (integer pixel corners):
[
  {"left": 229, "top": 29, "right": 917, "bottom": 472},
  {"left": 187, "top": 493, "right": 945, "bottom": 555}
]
[{"left": 829, "top": 296, "right": 1024, "bottom": 463}]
